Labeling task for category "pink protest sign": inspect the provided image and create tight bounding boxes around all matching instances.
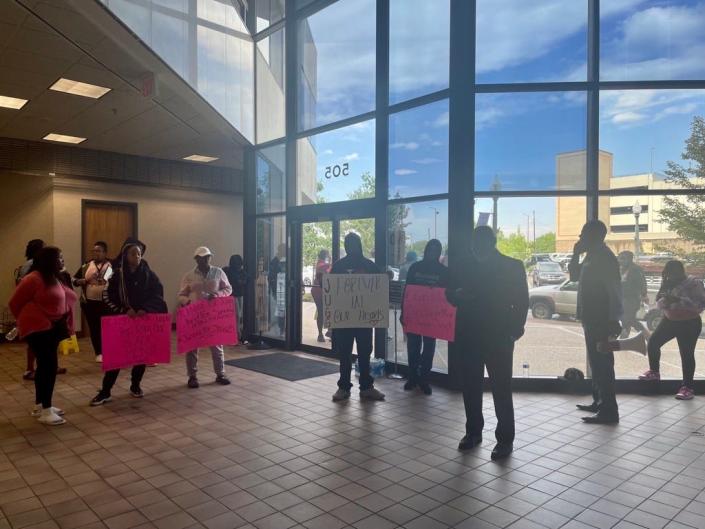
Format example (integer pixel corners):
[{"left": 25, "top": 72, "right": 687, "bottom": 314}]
[
  {"left": 101, "top": 313, "right": 172, "bottom": 371},
  {"left": 176, "top": 296, "right": 238, "bottom": 354},
  {"left": 402, "top": 284, "right": 457, "bottom": 342}
]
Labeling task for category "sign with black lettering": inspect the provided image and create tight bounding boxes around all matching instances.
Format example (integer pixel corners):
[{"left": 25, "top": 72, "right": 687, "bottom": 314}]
[
  {"left": 324, "top": 163, "right": 350, "bottom": 179},
  {"left": 322, "top": 273, "right": 389, "bottom": 329}
]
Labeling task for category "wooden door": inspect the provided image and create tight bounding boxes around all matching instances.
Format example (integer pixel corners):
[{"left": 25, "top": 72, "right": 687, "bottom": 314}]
[{"left": 82, "top": 201, "right": 137, "bottom": 262}]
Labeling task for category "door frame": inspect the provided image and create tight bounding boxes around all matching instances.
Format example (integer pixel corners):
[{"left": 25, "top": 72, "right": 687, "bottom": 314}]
[
  {"left": 287, "top": 200, "right": 386, "bottom": 355},
  {"left": 81, "top": 199, "right": 138, "bottom": 262}
]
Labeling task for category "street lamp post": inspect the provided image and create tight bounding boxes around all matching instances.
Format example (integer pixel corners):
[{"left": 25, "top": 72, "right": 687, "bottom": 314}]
[
  {"left": 428, "top": 206, "right": 439, "bottom": 239},
  {"left": 633, "top": 201, "right": 642, "bottom": 257},
  {"left": 491, "top": 175, "right": 501, "bottom": 233}
]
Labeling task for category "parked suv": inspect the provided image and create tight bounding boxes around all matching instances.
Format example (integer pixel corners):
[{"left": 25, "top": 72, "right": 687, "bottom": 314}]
[
  {"left": 531, "top": 261, "right": 567, "bottom": 287},
  {"left": 529, "top": 280, "right": 663, "bottom": 330}
]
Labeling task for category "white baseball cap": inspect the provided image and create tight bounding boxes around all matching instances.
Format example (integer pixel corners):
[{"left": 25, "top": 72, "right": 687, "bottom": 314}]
[{"left": 194, "top": 246, "right": 213, "bottom": 257}]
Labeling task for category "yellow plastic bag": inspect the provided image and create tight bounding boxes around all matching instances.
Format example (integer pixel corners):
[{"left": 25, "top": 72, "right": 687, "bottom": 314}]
[{"left": 58, "top": 335, "right": 80, "bottom": 355}]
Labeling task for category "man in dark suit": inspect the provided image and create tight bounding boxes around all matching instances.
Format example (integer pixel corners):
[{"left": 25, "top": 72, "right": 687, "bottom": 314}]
[
  {"left": 447, "top": 226, "right": 529, "bottom": 460},
  {"left": 569, "top": 220, "right": 622, "bottom": 424}
]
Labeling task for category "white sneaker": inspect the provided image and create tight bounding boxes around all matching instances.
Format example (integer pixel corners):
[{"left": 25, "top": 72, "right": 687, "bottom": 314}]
[
  {"left": 38, "top": 408, "right": 66, "bottom": 425},
  {"left": 31, "top": 405, "right": 64, "bottom": 418},
  {"left": 332, "top": 388, "right": 350, "bottom": 402},
  {"left": 360, "top": 388, "right": 385, "bottom": 401},
  {"left": 95, "top": 354, "right": 103, "bottom": 363}
]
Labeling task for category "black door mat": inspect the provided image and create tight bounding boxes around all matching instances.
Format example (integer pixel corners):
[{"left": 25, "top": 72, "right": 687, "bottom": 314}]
[{"left": 225, "top": 352, "right": 338, "bottom": 381}]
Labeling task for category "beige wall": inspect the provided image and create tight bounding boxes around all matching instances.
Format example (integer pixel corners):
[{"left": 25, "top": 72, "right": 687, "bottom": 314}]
[
  {"left": 52, "top": 178, "right": 243, "bottom": 316},
  {"left": 0, "top": 171, "right": 54, "bottom": 311}
]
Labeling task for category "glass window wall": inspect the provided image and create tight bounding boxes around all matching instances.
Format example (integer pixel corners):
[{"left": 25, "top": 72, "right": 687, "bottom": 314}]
[
  {"left": 256, "top": 144, "right": 286, "bottom": 214},
  {"left": 256, "top": 28, "right": 286, "bottom": 143},
  {"left": 255, "top": 216, "right": 287, "bottom": 340}
]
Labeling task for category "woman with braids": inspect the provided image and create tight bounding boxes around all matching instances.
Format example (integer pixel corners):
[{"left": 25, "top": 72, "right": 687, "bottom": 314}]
[
  {"left": 10, "top": 246, "right": 77, "bottom": 425},
  {"left": 90, "top": 238, "right": 168, "bottom": 406}
]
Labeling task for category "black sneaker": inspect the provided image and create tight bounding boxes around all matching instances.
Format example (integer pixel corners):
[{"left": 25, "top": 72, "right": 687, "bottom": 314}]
[
  {"left": 403, "top": 380, "right": 416, "bottom": 391},
  {"left": 187, "top": 377, "right": 199, "bottom": 389},
  {"left": 215, "top": 376, "right": 231, "bottom": 385},
  {"left": 90, "top": 391, "right": 111, "bottom": 406},
  {"left": 130, "top": 386, "right": 144, "bottom": 398},
  {"left": 419, "top": 383, "right": 432, "bottom": 395}
]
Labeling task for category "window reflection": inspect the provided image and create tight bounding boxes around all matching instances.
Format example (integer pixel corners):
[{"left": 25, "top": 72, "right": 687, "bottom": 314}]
[
  {"left": 256, "top": 144, "right": 285, "bottom": 214},
  {"left": 256, "top": 29, "right": 285, "bottom": 143},
  {"left": 256, "top": 216, "right": 287, "bottom": 340}
]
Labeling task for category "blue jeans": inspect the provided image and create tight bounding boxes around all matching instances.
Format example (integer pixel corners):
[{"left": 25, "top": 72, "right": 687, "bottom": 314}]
[{"left": 407, "top": 333, "right": 436, "bottom": 384}]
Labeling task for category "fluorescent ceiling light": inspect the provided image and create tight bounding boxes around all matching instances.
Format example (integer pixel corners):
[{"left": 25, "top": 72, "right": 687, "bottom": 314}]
[
  {"left": 0, "top": 95, "right": 28, "bottom": 109},
  {"left": 50, "top": 78, "right": 111, "bottom": 99},
  {"left": 43, "top": 133, "right": 86, "bottom": 144},
  {"left": 183, "top": 155, "right": 219, "bottom": 163}
]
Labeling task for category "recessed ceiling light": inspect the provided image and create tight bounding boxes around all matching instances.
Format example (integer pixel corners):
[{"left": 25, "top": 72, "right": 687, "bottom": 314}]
[
  {"left": 183, "top": 154, "right": 219, "bottom": 163},
  {"left": 43, "top": 133, "right": 86, "bottom": 144},
  {"left": 49, "top": 78, "right": 111, "bottom": 99},
  {"left": 0, "top": 95, "right": 28, "bottom": 109}
]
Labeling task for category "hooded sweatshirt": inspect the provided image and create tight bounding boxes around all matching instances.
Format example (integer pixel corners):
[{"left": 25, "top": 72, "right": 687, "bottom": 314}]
[
  {"left": 103, "top": 238, "right": 168, "bottom": 314},
  {"left": 657, "top": 276, "right": 705, "bottom": 321},
  {"left": 330, "top": 236, "right": 379, "bottom": 275}
]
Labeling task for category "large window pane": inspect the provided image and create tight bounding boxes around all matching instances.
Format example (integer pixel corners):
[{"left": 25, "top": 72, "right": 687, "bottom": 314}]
[
  {"left": 389, "top": 0, "right": 449, "bottom": 104},
  {"left": 476, "top": 92, "right": 587, "bottom": 191},
  {"left": 389, "top": 100, "right": 449, "bottom": 199},
  {"left": 256, "top": 216, "right": 286, "bottom": 340},
  {"left": 296, "top": 119, "right": 375, "bottom": 205},
  {"left": 256, "top": 28, "right": 285, "bottom": 143},
  {"left": 256, "top": 144, "right": 285, "bottom": 214},
  {"left": 255, "top": 0, "right": 285, "bottom": 33},
  {"left": 601, "top": 0, "right": 705, "bottom": 81},
  {"left": 387, "top": 200, "right": 449, "bottom": 374},
  {"left": 600, "top": 194, "right": 705, "bottom": 380},
  {"left": 476, "top": 0, "right": 587, "bottom": 83},
  {"left": 600, "top": 90, "right": 705, "bottom": 191},
  {"left": 297, "top": 0, "right": 375, "bottom": 131},
  {"left": 474, "top": 197, "right": 586, "bottom": 378}
]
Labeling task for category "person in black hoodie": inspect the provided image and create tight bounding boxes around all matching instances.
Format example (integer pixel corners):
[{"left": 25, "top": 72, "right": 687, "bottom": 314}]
[
  {"left": 401, "top": 239, "right": 448, "bottom": 395},
  {"left": 90, "top": 238, "right": 168, "bottom": 406},
  {"left": 331, "top": 233, "right": 386, "bottom": 402},
  {"left": 447, "top": 226, "right": 529, "bottom": 461},
  {"left": 223, "top": 254, "right": 248, "bottom": 342}
]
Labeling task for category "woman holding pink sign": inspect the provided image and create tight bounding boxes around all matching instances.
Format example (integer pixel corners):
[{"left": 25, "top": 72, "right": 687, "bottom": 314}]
[
  {"left": 91, "top": 238, "right": 167, "bottom": 406},
  {"left": 400, "top": 239, "right": 448, "bottom": 395}
]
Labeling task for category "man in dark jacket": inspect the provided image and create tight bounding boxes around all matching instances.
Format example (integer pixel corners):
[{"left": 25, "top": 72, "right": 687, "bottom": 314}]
[
  {"left": 401, "top": 239, "right": 448, "bottom": 395},
  {"left": 91, "top": 238, "right": 168, "bottom": 406},
  {"left": 569, "top": 221, "right": 622, "bottom": 424},
  {"left": 447, "top": 226, "right": 528, "bottom": 460},
  {"left": 331, "top": 233, "right": 386, "bottom": 402}
]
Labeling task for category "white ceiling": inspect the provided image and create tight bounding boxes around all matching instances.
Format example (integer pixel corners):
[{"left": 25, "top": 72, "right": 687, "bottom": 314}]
[{"left": 0, "top": 0, "right": 248, "bottom": 169}]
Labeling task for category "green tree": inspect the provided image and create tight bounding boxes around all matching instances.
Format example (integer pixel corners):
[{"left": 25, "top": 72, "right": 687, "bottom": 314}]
[
  {"left": 658, "top": 115, "right": 705, "bottom": 261},
  {"left": 534, "top": 232, "right": 556, "bottom": 254},
  {"left": 496, "top": 231, "right": 531, "bottom": 262}
]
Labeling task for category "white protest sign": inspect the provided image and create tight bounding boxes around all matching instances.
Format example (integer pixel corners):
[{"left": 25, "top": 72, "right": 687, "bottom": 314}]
[{"left": 322, "top": 273, "right": 389, "bottom": 329}]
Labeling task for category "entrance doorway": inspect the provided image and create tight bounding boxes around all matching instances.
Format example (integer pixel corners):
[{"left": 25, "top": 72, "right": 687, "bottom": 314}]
[
  {"left": 81, "top": 200, "right": 137, "bottom": 262},
  {"left": 297, "top": 216, "right": 375, "bottom": 352}
]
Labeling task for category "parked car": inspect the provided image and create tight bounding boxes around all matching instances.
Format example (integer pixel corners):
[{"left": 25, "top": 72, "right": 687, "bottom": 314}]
[
  {"left": 531, "top": 261, "right": 568, "bottom": 287},
  {"left": 302, "top": 266, "right": 314, "bottom": 287},
  {"left": 529, "top": 280, "right": 663, "bottom": 330},
  {"left": 525, "top": 253, "right": 553, "bottom": 267}
]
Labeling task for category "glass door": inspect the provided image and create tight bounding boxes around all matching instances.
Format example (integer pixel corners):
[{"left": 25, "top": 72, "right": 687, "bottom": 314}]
[{"left": 296, "top": 216, "right": 376, "bottom": 353}]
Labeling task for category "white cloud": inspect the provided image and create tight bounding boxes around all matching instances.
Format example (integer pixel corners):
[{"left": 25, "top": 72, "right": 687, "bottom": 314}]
[
  {"left": 612, "top": 111, "right": 647, "bottom": 124},
  {"left": 342, "top": 152, "right": 359, "bottom": 161},
  {"left": 394, "top": 169, "right": 417, "bottom": 176},
  {"left": 601, "top": 89, "right": 704, "bottom": 129},
  {"left": 390, "top": 141, "right": 420, "bottom": 151},
  {"left": 432, "top": 111, "right": 449, "bottom": 128},
  {"left": 412, "top": 158, "right": 442, "bottom": 165},
  {"left": 322, "top": 149, "right": 334, "bottom": 155}
]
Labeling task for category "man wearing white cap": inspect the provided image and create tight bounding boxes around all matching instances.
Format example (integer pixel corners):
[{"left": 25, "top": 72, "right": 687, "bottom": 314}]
[{"left": 178, "top": 247, "right": 233, "bottom": 388}]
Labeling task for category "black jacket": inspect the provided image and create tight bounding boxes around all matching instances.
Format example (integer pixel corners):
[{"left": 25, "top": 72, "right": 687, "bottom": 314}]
[
  {"left": 446, "top": 250, "right": 529, "bottom": 343},
  {"left": 330, "top": 253, "right": 379, "bottom": 275},
  {"left": 569, "top": 244, "right": 622, "bottom": 327},
  {"left": 103, "top": 238, "right": 168, "bottom": 314}
]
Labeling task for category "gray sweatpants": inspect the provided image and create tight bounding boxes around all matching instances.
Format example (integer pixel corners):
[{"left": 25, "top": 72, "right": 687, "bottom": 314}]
[{"left": 186, "top": 346, "right": 225, "bottom": 378}]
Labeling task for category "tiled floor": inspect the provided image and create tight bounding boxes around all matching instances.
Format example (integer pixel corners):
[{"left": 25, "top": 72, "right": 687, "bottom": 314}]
[{"left": 1, "top": 338, "right": 705, "bottom": 529}]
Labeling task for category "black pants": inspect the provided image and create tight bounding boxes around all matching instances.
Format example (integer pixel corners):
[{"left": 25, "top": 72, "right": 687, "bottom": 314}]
[
  {"left": 334, "top": 328, "right": 373, "bottom": 391},
  {"left": 407, "top": 333, "right": 436, "bottom": 384},
  {"left": 26, "top": 326, "right": 62, "bottom": 408},
  {"left": 83, "top": 300, "right": 105, "bottom": 355},
  {"left": 584, "top": 325, "right": 618, "bottom": 417},
  {"left": 620, "top": 303, "right": 646, "bottom": 338},
  {"left": 648, "top": 316, "right": 701, "bottom": 386},
  {"left": 102, "top": 365, "right": 146, "bottom": 395},
  {"left": 461, "top": 337, "right": 515, "bottom": 444}
]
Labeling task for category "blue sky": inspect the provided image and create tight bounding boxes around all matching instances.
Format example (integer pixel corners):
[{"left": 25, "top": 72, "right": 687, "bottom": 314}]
[{"left": 300, "top": 0, "right": 705, "bottom": 237}]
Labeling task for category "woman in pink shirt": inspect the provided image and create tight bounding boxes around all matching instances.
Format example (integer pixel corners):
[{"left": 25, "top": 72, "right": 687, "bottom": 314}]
[{"left": 10, "top": 247, "right": 77, "bottom": 425}]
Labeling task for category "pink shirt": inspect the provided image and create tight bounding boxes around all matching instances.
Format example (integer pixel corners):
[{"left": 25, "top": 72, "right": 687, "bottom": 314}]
[{"left": 9, "top": 272, "right": 77, "bottom": 338}]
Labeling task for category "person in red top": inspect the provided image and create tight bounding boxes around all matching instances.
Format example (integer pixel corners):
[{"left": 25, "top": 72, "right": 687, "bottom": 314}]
[
  {"left": 311, "top": 249, "right": 331, "bottom": 343},
  {"left": 10, "top": 247, "right": 77, "bottom": 425}
]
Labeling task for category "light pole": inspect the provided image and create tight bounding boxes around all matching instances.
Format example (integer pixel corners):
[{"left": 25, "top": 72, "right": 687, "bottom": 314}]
[
  {"left": 428, "top": 206, "right": 439, "bottom": 239},
  {"left": 491, "top": 175, "right": 501, "bottom": 233},
  {"left": 633, "top": 201, "right": 642, "bottom": 257}
]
